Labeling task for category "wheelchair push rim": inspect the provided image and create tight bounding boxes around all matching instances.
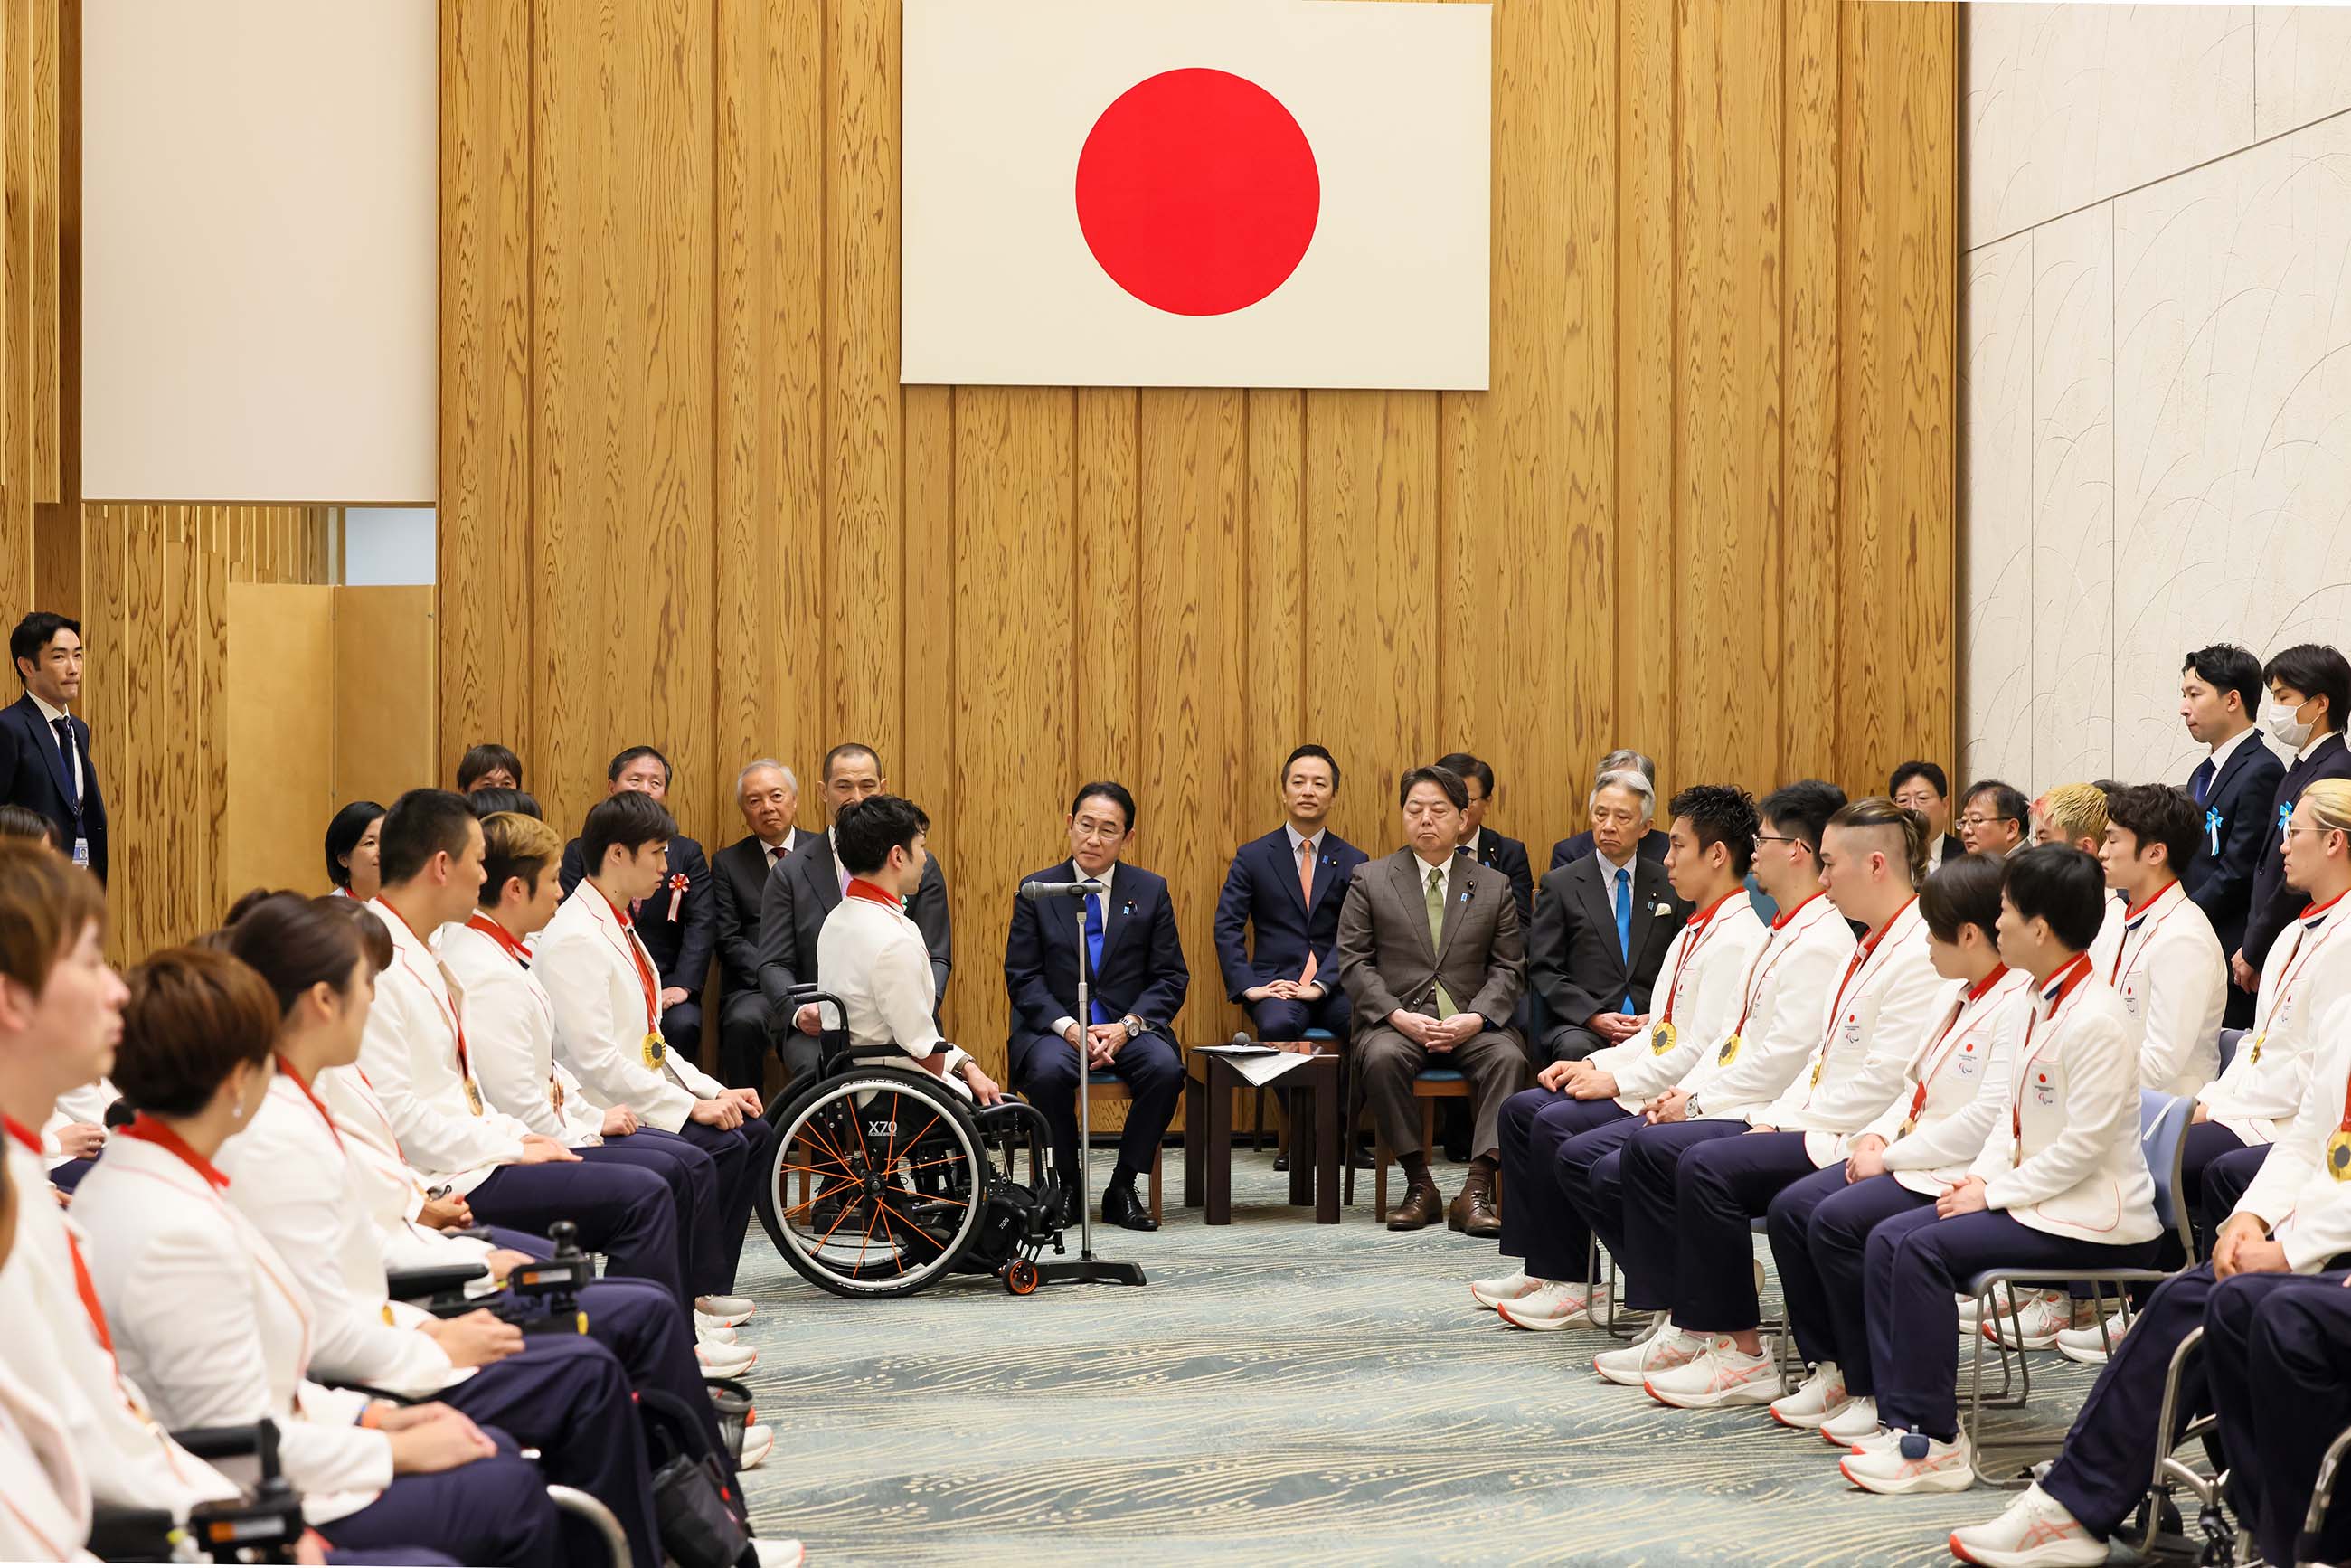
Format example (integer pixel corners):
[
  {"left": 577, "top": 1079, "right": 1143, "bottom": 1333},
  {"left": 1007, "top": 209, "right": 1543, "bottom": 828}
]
[{"left": 762, "top": 1071, "right": 987, "bottom": 1298}]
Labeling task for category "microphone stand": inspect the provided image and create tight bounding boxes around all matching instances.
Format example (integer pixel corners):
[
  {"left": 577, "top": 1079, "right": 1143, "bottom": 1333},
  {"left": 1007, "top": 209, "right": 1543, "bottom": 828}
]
[{"left": 1034, "top": 890, "right": 1147, "bottom": 1289}]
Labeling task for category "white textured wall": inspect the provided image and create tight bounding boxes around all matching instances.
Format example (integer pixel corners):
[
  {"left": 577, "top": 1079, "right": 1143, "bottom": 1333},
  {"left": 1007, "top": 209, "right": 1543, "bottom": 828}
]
[{"left": 1961, "top": 4, "right": 2351, "bottom": 792}]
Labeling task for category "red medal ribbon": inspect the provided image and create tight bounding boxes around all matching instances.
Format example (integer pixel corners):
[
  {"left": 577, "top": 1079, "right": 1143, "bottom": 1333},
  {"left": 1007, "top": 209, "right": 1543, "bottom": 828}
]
[
  {"left": 1659, "top": 889, "right": 1741, "bottom": 1025},
  {"left": 1, "top": 1113, "right": 38, "bottom": 1156},
  {"left": 465, "top": 912, "right": 534, "bottom": 966},
  {"left": 2011, "top": 952, "right": 2095, "bottom": 1144},
  {"left": 377, "top": 899, "right": 475, "bottom": 1084},
  {"left": 596, "top": 883, "right": 663, "bottom": 1034},
  {"left": 2108, "top": 881, "right": 2186, "bottom": 988},
  {"left": 1906, "top": 965, "right": 2010, "bottom": 1125},
  {"left": 1731, "top": 893, "right": 1830, "bottom": 1037},
  {"left": 273, "top": 1054, "right": 345, "bottom": 1151}
]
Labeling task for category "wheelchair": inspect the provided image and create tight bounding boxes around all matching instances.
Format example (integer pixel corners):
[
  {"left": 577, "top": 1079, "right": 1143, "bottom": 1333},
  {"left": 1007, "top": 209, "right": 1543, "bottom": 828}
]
[{"left": 754, "top": 986, "right": 1067, "bottom": 1299}]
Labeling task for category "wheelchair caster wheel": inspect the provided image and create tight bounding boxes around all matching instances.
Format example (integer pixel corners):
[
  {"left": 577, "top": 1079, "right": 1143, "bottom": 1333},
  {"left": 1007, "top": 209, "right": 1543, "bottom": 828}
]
[{"left": 1005, "top": 1260, "right": 1039, "bottom": 1296}]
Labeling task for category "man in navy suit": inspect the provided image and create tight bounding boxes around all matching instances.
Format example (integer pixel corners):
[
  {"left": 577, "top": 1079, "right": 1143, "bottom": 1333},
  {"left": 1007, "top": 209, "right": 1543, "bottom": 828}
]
[
  {"left": 1439, "top": 751, "right": 1534, "bottom": 928},
  {"left": 1550, "top": 748, "right": 1668, "bottom": 871},
  {"left": 2239, "top": 643, "right": 2351, "bottom": 988},
  {"left": 1214, "top": 744, "right": 1367, "bottom": 1042},
  {"left": 1004, "top": 780, "right": 1189, "bottom": 1232},
  {"left": 2179, "top": 643, "right": 2287, "bottom": 1026},
  {"left": 0, "top": 612, "right": 103, "bottom": 881},
  {"left": 558, "top": 745, "right": 715, "bottom": 1061}
]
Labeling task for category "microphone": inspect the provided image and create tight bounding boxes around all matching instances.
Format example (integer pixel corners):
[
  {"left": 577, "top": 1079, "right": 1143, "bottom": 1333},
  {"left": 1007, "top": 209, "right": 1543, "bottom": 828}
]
[
  {"left": 1019, "top": 878, "right": 1108, "bottom": 902},
  {"left": 1231, "top": 1030, "right": 1253, "bottom": 1048}
]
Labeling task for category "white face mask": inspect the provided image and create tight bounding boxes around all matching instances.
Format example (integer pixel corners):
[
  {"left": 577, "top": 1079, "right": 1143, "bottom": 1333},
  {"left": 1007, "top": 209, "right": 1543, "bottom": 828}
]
[{"left": 2263, "top": 695, "right": 2317, "bottom": 750}]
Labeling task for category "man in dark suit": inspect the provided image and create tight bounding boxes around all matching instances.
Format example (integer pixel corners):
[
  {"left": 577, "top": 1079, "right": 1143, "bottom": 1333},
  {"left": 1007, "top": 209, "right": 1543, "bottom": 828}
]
[
  {"left": 1214, "top": 743, "right": 1367, "bottom": 1039},
  {"left": 1336, "top": 764, "right": 1526, "bottom": 1233},
  {"left": 557, "top": 745, "right": 714, "bottom": 1061},
  {"left": 2178, "top": 643, "right": 2288, "bottom": 1026},
  {"left": 709, "top": 759, "right": 812, "bottom": 1088},
  {"left": 753, "top": 741, "right": 953, "bottom": 1091},
  {"left": 1438, "top": 751, "right": 1534, "bottom": 928},
  {"left": 1004, "top": 781, "right": 1188, "bottom": 1233},
  {"left": 2240, "top": 643, "right": 2351, "bottom": 987},
  {"left": 0, "top": 613, "right": 103, "bottom": 881},
  {"left": 1549, "top": 748, "right": 1668, "bottom": 871},
  {"left": 1527, "top": 764, "right": 1691, "bottom": 1064},
  {"left": 1889, "top": 759, "right": 1967, "bottom": 875}
]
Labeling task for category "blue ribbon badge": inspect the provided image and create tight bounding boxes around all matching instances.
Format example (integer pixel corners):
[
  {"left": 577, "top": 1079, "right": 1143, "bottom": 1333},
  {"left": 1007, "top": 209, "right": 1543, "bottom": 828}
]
[
  {"left": 2206, "top": 808, "right": 2223, "bottom": 855},
  {"left": 2282, "top": 801, "right": 2296, "bottom": 850}
]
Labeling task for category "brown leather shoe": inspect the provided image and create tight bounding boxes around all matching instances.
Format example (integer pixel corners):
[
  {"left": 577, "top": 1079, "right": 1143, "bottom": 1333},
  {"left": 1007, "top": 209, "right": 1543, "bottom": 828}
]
[
  {"left": 1388, "top": 1180, "right": 1444, "bottom": 1231},
  {"left": 1449, "top": 1167, "right": 1503, "bottom": 1237}
]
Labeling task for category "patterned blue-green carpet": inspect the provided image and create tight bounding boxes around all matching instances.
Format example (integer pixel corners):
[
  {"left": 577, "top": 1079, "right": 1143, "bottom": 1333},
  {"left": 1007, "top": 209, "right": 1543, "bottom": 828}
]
[{"left": 726, "top": 1151, "right": 2101, "bottom": 1565}]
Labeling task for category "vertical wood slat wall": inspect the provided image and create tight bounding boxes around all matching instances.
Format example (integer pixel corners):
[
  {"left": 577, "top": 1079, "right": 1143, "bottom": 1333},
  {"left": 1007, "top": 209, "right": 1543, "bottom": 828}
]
[{"left": 438, "top": 0, "right": 1958, "bottom": 1084}]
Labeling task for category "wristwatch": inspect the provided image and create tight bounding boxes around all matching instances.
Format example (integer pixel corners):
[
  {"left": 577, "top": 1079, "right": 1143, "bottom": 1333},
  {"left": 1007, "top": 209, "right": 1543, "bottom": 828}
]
[{"left": 1121, "top": 1014, "right": 1144, "bottom": 1041}]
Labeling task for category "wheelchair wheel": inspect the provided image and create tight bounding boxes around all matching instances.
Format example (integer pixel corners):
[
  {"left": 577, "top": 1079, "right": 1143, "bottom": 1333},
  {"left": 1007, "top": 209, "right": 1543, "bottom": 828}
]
[{"left": 756, "top": 1069, "right": 987, "bottom": 1298}]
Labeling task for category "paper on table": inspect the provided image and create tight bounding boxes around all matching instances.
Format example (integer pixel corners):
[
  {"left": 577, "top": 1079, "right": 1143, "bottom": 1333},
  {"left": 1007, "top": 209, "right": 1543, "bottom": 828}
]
[{"left": 1228, "top": 1050, "right": 1319, "bottom": 1088}]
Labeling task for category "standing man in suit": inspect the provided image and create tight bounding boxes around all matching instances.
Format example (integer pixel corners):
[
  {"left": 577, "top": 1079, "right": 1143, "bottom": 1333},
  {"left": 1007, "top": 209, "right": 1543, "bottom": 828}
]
[
  {"left": 2238, "top": 643, "right": 2351, "bottom": 994},
  {"left": 1551, "top": 750, "right": 1670, "bottom": 871},
  {"left": 1957, "top": 779, "right": 2029, "bottom": 857},
  {"left": 1003, "top": 781, "right": 1188, "bottom": 1233},
  {"left": 2178, "top": 643, "right": 2284, "bottom": 1026},
  {"left": 1336, "top": 765, "right": 1527, "bottom": 1233},
  {"left": 1438, "top": 752, "right": 1534, "bottom": 928},
  {"left": 558, "top": 746, "right": 714, "bottom": 1063},
  {"left": 1889, "top": 760, "right": 1965, "bottom": 875},
  {"left": 754, "top": 741, "right": 953, "bottom": 1091},
  {"left": 0, "top": 612, "right": 103, "bottom": 881},
  {"left": 709, "top": 760, "right": 809, "bottom": 1089},
  {"left": 1526, "top": 766, "right": 1692, "bottom": 1063}
]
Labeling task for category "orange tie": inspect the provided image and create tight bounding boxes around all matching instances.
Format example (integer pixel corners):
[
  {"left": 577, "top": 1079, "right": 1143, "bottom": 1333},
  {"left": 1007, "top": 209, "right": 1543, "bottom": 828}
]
[{"left": 1298, "top": 839, "right": 1318, "bottom": 987}]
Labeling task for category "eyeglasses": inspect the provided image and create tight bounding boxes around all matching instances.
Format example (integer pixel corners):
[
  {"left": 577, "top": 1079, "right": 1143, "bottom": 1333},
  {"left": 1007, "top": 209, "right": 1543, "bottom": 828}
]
[
  {"left": 1752, "top": 832, "right": 1804, "bottom": 849},
  {"left": 1959, "top": 813, "right": 2016, "bottom": 829}
]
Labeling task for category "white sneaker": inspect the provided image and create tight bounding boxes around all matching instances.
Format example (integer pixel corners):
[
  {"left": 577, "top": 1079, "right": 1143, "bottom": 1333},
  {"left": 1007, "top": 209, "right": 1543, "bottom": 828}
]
[
  {"left": 2054, "top": 1309, "right": 2128, "bottom": 1365},
  {"left": 1644, "top": 1337, "right": 1780, "bottom": 1409},
  {"left": 696, "top": 1339, "right": 758, "bottom": 1375},
  {"left": 750, "top": 1539, "right": 805, "bottom": 1567},
  {"left": 1594, "top": 1324, "right": 1704, "bottom": 1387},
  {"left": 1839, "top": 1429, "right": 1976, "bottom": 1494},
  {"left": 1469, "top": 1269, "right": 1544, "bottom": 1310},
  {"left": 1981, "top": 1290, "right": 2078, "bottom": 1350},
  {"left": 1956, "top": 1290, "right": 1984, "bottom": 1329},
  {"left": 1820, "top": 1396, "right": 1881, "bottom": 1447},
  {"left": 695, "top": 1315, "right": 739, "bottom": 1343},
  {"left": 1946, "top": 1482, "right": 2106, "bottom": 1565},
  {"left": 1496, "top": 1279, "right": 1610, "bottom": 1331},
  {"left": 737, "top": 1423, "right": 773, "bottom": 1470},
  {"left": 695, "top": 1294, "right": 755, "bottom": 1326},
  {"left": 1769, "top": 1362, "right": 1849, "bottom": 1427}
]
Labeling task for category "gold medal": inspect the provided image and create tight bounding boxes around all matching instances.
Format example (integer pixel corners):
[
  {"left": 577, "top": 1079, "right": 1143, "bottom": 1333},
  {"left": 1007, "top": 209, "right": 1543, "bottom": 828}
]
[
  {"left": 1716, "top": 1034, "right": 1741, "bottom": 1067},
  {"left": 1649, "top": 1019, "right": 1678, "bottom": 1056},
  {"left": 2329, "top": 1127, "right": 2351, "bottom": 1182},
  {"left": 463, "top": 1078, "right": 484, "bottom": 1116},
  {"left": 1809, "top": 1059, "right": 1824, "bottom": 1087},
  {"left": 642, "top": 1031, "right": 666, "bottom": 1069},
  {"left": 2249, "top": 1032, "right": 2265, "bottom": 1065},
  {"left": 550, "top": 1078, "right": 566, "bottom": 1115}
]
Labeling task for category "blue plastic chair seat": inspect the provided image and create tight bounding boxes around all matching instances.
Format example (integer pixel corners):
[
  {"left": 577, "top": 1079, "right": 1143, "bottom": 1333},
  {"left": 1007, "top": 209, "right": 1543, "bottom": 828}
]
[{"left": 1416, "top": 1068, "right": 1467, "bottom": 1084}]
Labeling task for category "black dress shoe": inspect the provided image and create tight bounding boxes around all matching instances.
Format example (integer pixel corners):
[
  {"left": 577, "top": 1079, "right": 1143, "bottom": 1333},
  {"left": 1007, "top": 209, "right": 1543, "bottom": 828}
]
[
  {"left": 1102, "top": 1181, "right": 1158, "bottom": 1232},
  {"left": 1273, "top": 1148, "right": 1290, "bottom": 1173}
]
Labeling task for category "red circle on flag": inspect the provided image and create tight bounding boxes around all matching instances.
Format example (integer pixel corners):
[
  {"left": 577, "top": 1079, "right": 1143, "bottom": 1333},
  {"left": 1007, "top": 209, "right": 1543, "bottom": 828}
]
[{"left": 1073, "top": 68, "right": 1320, "bottom": 317}]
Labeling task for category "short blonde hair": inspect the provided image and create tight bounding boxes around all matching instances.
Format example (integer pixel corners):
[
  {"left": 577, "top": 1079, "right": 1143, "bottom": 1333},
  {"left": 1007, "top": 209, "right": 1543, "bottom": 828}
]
[
  {"left": 2299, "top": 779, "right": 2351, "bottom": 836},
  {"left": 479, "top": 810, "right": 563, "bottom": 904},
  {"left": 2035, "top": 783, "right": 2110, "bottom": 846}
]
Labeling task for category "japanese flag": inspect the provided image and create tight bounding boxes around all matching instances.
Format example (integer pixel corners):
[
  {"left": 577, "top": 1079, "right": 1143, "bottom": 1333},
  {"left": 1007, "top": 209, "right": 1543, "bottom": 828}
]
[{"left": 901, "top": 0, "right": 1491, "bottom": 391}]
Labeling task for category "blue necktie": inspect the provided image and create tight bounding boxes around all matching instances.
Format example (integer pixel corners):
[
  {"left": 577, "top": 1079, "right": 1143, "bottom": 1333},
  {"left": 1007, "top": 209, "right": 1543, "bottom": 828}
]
[
  {"left": 2190, "top": 757, "right": 2214, "bottom": 807},
  {"left": 1614, "top": 866, "right": 1634, "bottom": 1013},
  {"left": 1084, "top": 893, "right": 1113, "bottom": 1025}
]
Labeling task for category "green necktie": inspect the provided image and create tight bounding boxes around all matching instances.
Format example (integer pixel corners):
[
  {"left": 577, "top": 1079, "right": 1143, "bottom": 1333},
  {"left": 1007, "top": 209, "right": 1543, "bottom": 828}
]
[{"left": 1425, "top": 864, "right": 1459, "bottom": 1016}]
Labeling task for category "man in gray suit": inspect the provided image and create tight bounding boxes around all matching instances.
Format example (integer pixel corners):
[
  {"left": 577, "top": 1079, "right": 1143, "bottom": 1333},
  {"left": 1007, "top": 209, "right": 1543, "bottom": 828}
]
[{"left": 1336, "top": 764, "right": 1527, "bottom": 1235}]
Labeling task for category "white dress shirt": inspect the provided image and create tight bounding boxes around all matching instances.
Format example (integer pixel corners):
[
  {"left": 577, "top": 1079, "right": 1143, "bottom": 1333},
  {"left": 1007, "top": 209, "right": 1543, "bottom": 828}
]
[
  {"left": 39, "top": 1076, "right": 115, "bottom": 1168},
  {"left": 533, "top": 882, "right": 729, "bottom": 1132},
  {"left": 438, "top": 918, "right": 606, "bottom": 1145},
  {"left": 29, "top": 690, "right": 80, "bottom": 805},
  {"left": 817, "top": 886, "right": 972, "bottom": 1093},
  {"left": 2104, "top": 880, "right": 2226, "bottom": 1095},
  {"left": 1966, "top": 964, "right": 2163, "bottom": 1245},
  {"left": 2205, "top": 723, "right": 2261, "bottom": 779},
  {"left": 0, "top": 1131, "right": 237, "bottom": 1521},
  {"left": 218, "top": 1068, "right": 468, "bottom": 1396},
  {"left": 1760, "top": 898, "right": 1948, "bottom": 1167},
  {"left": 1052, "top": 862, "right": 1122, "bottom": 1040},
  {"left": 355, "top": 897, "right": 532, "bottom": 1190},
  {"left": 1666, "top": 892, "right": 1857, "bottom": 1121},
  {"left": 1876, "top": 968, "right": 2033, "bottom": 1195},
  {"left": 72, "top": 1130, "right": 393, "bottom": 1521},
  {"left": 2199, "top": 897, "right": 2351, "bottom": 1142},
  {"left": 1591, "top": 891, "right": 1768, "bottom": 1110},
  {"left": 2235, "top": 1006, "right": 2351, "bottom": 1270}
]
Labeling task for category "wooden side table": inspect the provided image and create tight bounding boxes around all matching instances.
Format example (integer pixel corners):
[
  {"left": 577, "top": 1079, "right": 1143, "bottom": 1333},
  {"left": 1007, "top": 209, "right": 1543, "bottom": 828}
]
[{"left": 1184, "top": 1049, "right": 1341, "bottom": 1223}]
